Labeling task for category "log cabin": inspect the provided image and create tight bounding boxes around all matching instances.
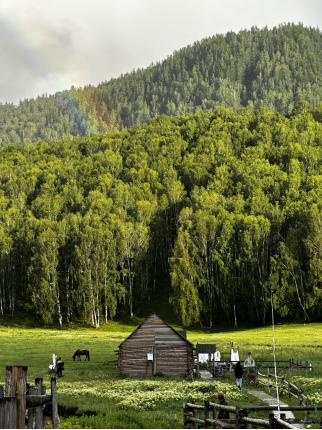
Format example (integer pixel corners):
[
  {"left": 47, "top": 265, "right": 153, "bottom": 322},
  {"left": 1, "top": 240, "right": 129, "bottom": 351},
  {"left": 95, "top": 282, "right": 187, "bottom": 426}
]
[{"left": 117, "top": 313, "right": 194, "bottom": 376}]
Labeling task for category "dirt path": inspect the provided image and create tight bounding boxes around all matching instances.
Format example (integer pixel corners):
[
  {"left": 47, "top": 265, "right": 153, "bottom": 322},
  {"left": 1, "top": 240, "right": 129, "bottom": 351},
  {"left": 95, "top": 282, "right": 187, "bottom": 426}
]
[
  {"left": 247, "top": 389, "right": 296, "bottom": 420},
  {"left": 199, "top": 370, "right": 213, "bottom": 380}
]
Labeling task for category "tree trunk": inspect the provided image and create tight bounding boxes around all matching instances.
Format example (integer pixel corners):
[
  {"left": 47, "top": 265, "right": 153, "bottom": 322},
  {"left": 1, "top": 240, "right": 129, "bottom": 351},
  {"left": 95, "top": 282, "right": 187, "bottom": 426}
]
[
  {"left": 129, "top": 275, "right": 133, "bottom": 318},
  {"left": 55, "top": 284, "right": 63, "bottom": 328},
  {"left": 96, "top": 308, "right": 100, "bottom": 328}
]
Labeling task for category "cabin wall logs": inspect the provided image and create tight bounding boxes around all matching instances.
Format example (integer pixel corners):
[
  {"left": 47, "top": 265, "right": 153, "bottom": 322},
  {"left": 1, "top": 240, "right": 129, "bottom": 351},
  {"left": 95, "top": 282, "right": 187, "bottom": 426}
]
[{"left": 118, "top": 314, "right": 193, "bottom": 376}]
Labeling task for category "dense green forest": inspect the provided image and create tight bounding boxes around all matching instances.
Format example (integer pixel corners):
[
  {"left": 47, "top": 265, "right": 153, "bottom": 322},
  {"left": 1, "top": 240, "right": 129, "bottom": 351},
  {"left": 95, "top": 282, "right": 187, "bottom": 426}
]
[
  {"left": 1, "top": 24, "right": 322, "bottom": 145},
  {"left": 0, "top": 107, "right": 321, "bottom": 327}
]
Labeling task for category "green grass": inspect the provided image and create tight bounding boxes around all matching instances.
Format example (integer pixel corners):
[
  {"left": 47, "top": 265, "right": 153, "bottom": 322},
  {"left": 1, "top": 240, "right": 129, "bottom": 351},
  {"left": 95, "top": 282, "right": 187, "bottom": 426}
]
[{"left": 0, "top": 320, "right": 321, "bottom": 428}]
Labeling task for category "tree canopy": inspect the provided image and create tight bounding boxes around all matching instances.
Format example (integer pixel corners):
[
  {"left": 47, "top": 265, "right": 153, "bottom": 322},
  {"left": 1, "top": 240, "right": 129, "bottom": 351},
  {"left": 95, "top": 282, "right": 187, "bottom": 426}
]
[
  {"left": 0, "top": 107, "right": 321, "bottom": 326},
  {"left": 1, "top": 24, "right": 322, "bottom": 145}
]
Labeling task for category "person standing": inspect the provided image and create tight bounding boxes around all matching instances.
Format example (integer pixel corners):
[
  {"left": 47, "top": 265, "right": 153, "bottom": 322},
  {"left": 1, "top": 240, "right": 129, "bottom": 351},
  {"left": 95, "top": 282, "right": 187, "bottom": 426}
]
[
  {"left": 217, "top": 392, "right": 229, "bottom": 419},
  {"left": 234, "top": 361, "right": 243, "bottom": 389}
]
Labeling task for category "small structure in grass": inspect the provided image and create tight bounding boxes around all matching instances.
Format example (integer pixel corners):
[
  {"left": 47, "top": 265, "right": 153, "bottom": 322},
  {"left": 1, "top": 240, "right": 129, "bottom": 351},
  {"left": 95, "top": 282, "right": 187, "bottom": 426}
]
[
  {"left": 196, "top": 343, "right": 216, "bottom": 365},
  {"left": 117, "top": 313, "right": 194, "bottom": 376}
]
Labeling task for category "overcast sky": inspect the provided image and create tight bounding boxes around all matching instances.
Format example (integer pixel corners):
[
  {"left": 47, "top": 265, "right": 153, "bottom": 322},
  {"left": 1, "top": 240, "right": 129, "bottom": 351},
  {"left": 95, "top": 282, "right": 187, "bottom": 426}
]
[{"left": 0, "top": 0, "right": 321, "bottom": 104}]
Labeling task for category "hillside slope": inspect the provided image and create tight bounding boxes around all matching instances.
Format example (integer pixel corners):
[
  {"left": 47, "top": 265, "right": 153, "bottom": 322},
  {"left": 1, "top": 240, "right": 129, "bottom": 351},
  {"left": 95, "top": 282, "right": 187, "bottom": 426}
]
[
  {"left": 0, "top": 107, "right": 321, "bottom": 326},
  {"left": 1, "top": 23, "right": 322, "bottom": 145}
]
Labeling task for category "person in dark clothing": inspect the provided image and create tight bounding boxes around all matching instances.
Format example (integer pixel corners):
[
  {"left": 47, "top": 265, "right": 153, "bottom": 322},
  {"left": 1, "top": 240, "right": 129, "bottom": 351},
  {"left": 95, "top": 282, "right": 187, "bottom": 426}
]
[
  {"left": 217, "top": 391, "right": 229, "bottom": 419},
  {"left": 234, "top": 361, "right": 243, "bottom": 389}
]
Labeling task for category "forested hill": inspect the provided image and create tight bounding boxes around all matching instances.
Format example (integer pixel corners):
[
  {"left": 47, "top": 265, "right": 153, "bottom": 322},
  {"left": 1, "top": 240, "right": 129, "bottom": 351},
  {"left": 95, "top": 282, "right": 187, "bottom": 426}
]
[
  {"left": 1, "top": 23, "right": 322, "bottom": 145},
  {"left": 0, "top": 107, "right": 321, "bottom": 327}
]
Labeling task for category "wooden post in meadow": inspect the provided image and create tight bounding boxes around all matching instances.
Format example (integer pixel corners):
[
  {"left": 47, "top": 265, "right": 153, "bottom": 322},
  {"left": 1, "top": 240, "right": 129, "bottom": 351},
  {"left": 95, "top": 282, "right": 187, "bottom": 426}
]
[
  {"left": 204, "top": 400, "right": 209, "bottom": 428},
  {"left": 0, "top": 398, "right": 17, "bottom": 428},
  {"left": 27, "top": 377, "right": 45, "bottom": 429},
  {"left": 27, "top": 406, "right": 34, "bottom": 429},
  {"left": 183, "top": 403, "right": 188, "bottom": 428},
  {"left": 35, "top": 377, "right": 45, "bottom": 429},
  {"left": 15, "top": 373, "right": 27, "bottom": 429},
  {"left": 6, "top": 366, "right": 27, "bottom": 429},
  {"left": 235, "top": 406, "right": 240, "bottom": 428},
  {"left": 269, "top": 413, "right": 276, "bottom": 428},
  {"left": 211, "top": 401, "right": 216, "bottom": 425},
  {"left": 51, "top": 377, "right": 59, "bottom": 428}
]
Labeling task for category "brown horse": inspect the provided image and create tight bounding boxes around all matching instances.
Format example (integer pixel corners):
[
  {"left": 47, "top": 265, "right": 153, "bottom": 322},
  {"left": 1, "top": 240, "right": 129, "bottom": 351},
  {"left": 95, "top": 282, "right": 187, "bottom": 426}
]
[{"left": 73, "top": 349, "right": 90, "bottom": 361}]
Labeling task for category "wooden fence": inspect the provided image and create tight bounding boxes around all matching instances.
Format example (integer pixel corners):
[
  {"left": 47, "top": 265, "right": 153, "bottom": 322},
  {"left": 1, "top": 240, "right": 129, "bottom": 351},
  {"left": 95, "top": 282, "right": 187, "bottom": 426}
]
[
  {"left": 255, "top": 359, "right": 313, "bottom": 375},
  {"left": 257, "top": 370, "right": 308, "bottom": 404},
  {"left": 183, "top": 401, "right": 322, "bottom": 429},
  {"left": 208, "top": 358, "right": 312, "bottom": 380},
  {"left": 0, "top": 366, "right": 59, "bottom": 429}
]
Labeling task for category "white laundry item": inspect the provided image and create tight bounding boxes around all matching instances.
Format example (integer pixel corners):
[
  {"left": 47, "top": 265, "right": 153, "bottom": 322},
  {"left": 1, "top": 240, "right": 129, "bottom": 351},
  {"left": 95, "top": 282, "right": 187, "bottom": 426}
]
[
  {"left": 214, "top": 351, "right": 221, "bottom": 362},
  {"left": 52, "top": 353, "right": 57, "bottom": 367},
  {"left": 230, "top": 348, "right": 239, "bottom": 363},
  {"left": 198, "top": 353, "right": 213, "bottom": 363}
]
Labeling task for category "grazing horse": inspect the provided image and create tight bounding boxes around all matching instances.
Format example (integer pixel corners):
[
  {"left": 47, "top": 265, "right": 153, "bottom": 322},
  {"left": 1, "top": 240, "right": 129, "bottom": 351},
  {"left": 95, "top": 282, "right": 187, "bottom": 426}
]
[{"left": 73, "top": 349, "right": 90, "bottom": 361}]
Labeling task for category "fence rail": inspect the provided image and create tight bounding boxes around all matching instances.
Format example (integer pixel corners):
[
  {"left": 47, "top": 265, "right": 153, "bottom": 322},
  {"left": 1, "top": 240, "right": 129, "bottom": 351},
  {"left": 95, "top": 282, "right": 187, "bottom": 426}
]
[
  {"left": 183, "top": 401, "right": 322, "bottom": 429},
  {"left": 257, "top": 370, "right": 308, "bottom": 404},
  {"left": 208, "top": 357, "right": 312, "bottom": 380}
]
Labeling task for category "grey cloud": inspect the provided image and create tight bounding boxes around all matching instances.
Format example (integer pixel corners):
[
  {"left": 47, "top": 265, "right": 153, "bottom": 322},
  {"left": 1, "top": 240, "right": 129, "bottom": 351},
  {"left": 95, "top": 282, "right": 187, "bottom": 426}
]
[
  {"left": 0, "top": 11, "right": 83, "bottom": 102},
  {"left": 0, "top": 0, "right": 321, "bottom": 103}
]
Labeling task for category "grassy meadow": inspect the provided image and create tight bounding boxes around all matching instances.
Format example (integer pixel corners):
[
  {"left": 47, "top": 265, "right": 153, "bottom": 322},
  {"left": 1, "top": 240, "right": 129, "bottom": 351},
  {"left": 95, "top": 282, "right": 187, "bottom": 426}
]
[{"left": 0, "top": 320, "right": 321, "bottom": 428}]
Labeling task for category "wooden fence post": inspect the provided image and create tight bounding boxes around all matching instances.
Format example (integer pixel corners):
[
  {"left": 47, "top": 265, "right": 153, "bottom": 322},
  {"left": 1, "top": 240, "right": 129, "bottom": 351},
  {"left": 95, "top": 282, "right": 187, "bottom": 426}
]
[
  {"left": 204, "top": 400, "right": 209, "bottom": 428},
  {"left": 183, "top": 403, "right": 192, "bottom": 428},
  {"left": 212, "top": 402, "right": 216, "bottom": 424},
  {"left": 183, "top": 403, "right": 188, "bottom": 429},
  {"left": 35, "top": 378, "right": 44, "bottom": 429},
  {"left": 192, "top": 405, "right": 198, "bottom": 429},
  {"left": 269, "top": 413, "right": 276, "bottom": 428},
  {"left": 51, "top": 378, "right": 59, "bottom": 429},
  {"left": 240, "top": 408, "right": 251, "bottom": 429},
  {"left": 27, "top": 408, "right": 34, "bottom": 429},
  {"left": 235, "top": 406, "right": 240, "bottom": 428},
  {"left": 16, "top": 376, "right": 27, "bottom": 429},
  {"left": 5, "top": 366, "right": 28, "bottom": 396},
  {"left": 6, "top": 366, "right": 28, "bottom": 429},
  {"left": 5, "top": 367, "right": 14, "bottom": 397},
  {"left": 0, "top": 398, "right": 17, "bottom": 429}
]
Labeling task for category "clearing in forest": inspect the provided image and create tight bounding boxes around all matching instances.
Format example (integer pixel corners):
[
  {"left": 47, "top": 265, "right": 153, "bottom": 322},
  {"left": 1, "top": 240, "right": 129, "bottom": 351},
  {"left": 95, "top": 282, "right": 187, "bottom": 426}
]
[{"left": 0, "top": 321, "right": 321, "bottom": 428}]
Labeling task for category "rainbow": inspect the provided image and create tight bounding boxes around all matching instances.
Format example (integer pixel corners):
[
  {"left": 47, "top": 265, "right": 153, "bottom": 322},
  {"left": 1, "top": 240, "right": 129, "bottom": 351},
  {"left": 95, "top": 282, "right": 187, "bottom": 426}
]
[{"left": 1, "top": 14, "right": 106, "bottom": 137}]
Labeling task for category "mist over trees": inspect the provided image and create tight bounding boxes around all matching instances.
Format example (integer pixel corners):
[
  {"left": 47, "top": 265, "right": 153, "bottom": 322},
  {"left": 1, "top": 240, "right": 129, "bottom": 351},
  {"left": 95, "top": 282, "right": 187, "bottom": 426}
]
[
  {"left": 1, "top": 24, "right": 322, "bottom": 145},
  {"left": 0, "top": 107, "right": 321, "bottom": 327}
]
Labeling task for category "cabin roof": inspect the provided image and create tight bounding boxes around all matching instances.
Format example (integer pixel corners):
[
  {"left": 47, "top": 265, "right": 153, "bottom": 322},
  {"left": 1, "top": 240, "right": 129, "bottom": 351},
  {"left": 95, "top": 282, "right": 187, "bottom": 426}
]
[
  {"left": 196, "top": 343, "right": 216, "bottom": 354},
  {"left": 118, "top": 313, "right": 194, "bottom": 348}
]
